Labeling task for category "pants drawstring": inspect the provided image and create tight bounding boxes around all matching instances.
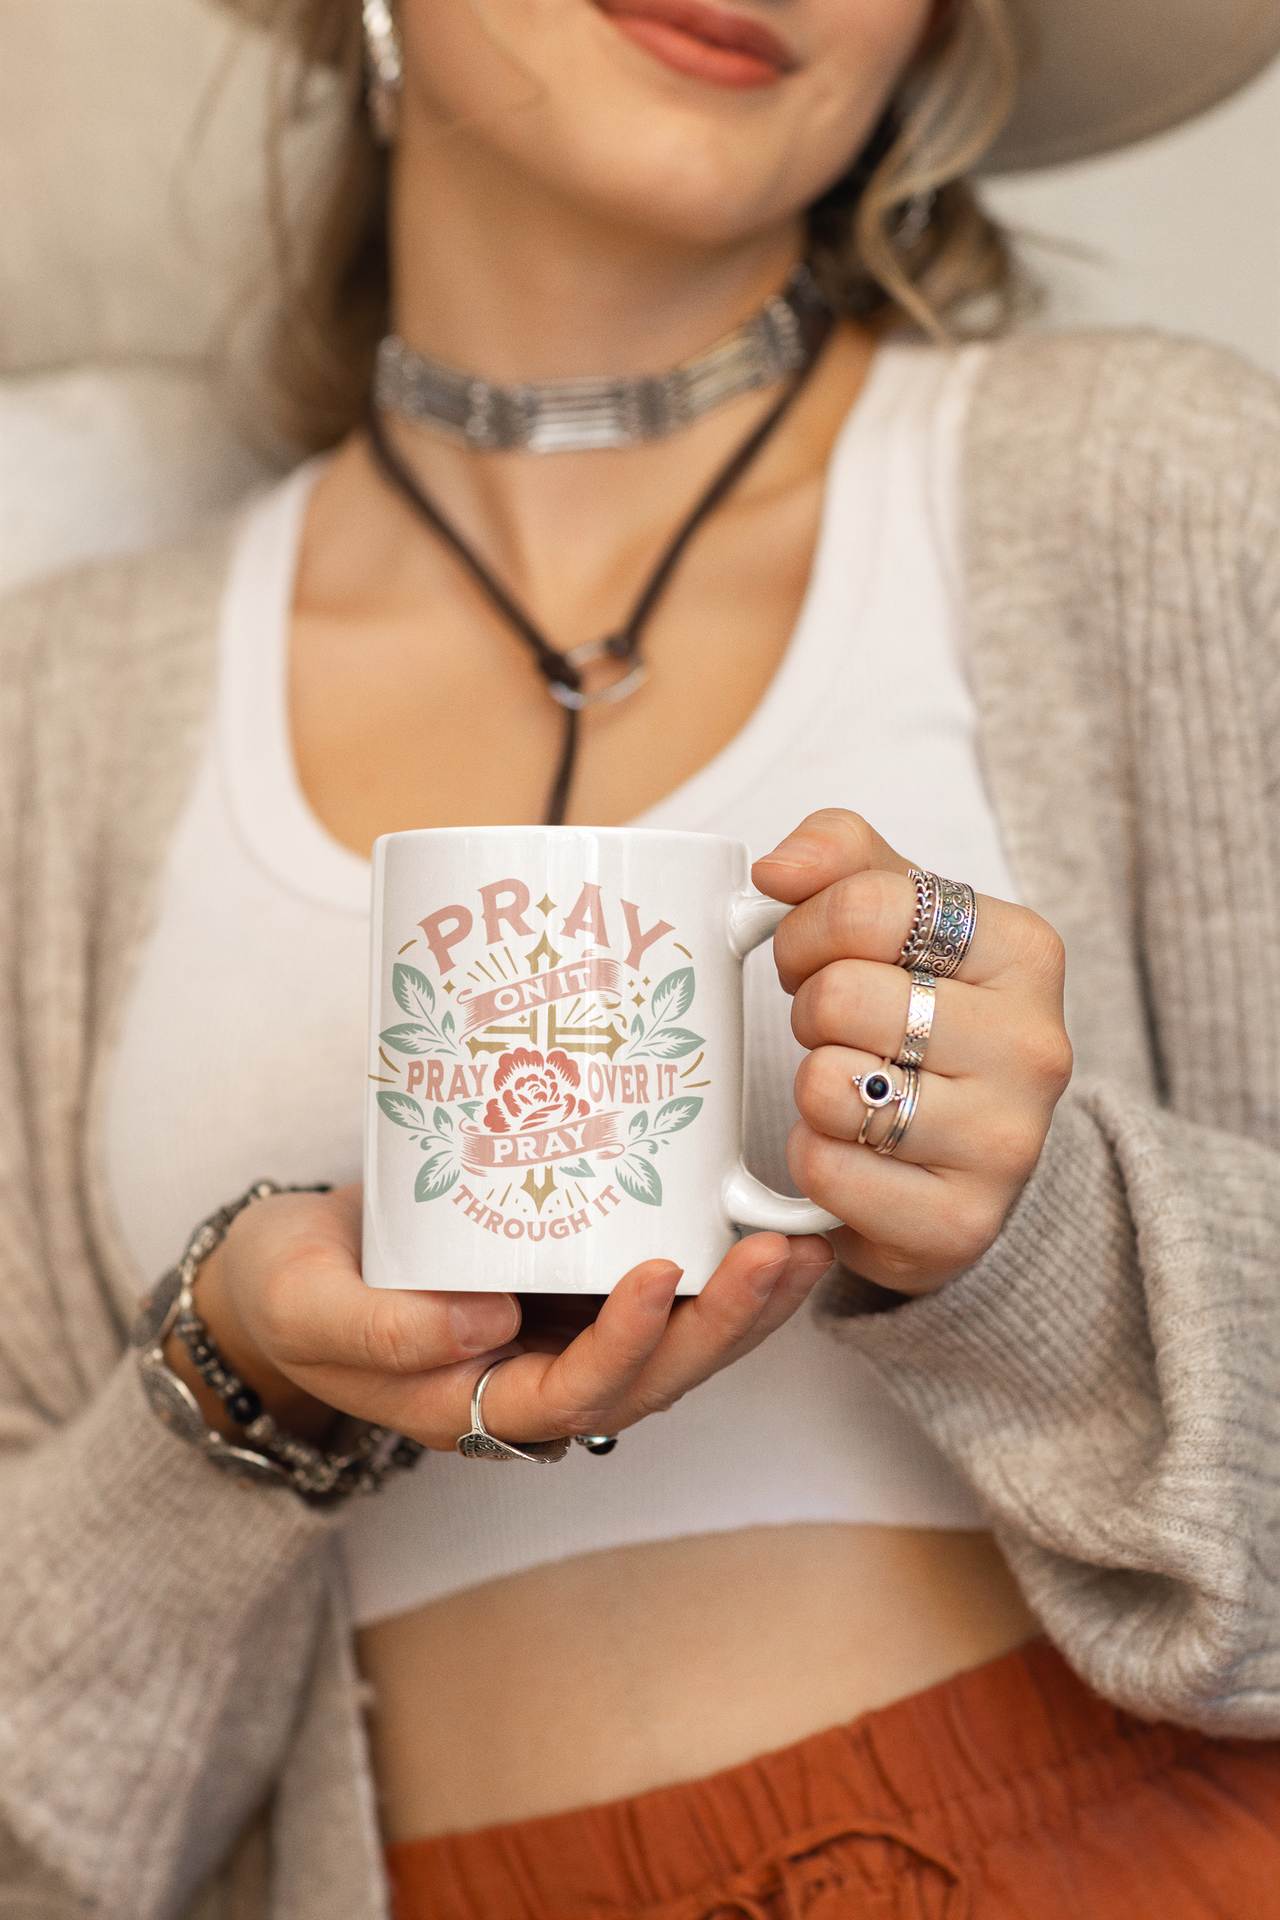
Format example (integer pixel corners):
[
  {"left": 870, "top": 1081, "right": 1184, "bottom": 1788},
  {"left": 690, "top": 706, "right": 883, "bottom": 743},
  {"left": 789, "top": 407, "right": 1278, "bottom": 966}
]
[{"left": 668, "top": 1815, "right": 971, "bottom": 1920}]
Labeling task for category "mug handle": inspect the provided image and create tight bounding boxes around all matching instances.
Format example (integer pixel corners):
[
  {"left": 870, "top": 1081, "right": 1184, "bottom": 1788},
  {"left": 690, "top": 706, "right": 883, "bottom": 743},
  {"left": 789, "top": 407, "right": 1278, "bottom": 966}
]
[{"left": 724, "top": 893, "right": 843, "bottom": 1238}]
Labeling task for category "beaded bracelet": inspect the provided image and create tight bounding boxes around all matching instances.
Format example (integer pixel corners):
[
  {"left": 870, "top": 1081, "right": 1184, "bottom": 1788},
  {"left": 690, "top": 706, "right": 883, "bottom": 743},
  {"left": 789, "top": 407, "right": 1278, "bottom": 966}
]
[{"left": 133, "top": 1180, "right": 423, "bottom": 1506}]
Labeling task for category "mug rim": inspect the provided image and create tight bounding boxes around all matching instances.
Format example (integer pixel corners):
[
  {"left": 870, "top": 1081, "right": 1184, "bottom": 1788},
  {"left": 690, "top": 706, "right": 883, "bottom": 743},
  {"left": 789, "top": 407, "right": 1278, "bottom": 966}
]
[{"left": 373, "top": 825, "right": 751, "bottom": 855}]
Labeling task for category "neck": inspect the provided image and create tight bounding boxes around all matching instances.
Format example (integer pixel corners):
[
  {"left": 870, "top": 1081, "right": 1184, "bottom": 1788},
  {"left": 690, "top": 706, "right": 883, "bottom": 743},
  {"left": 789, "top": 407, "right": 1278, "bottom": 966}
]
[{"left": 390, "top": 124, "right": 805, "bottom": 383}]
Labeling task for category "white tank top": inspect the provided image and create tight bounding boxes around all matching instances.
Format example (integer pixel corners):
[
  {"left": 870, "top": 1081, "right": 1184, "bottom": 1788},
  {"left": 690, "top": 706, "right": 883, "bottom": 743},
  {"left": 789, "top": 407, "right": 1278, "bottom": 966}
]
[{"left": 105, "top": 343, "right": 1016, "bottom": 1628}]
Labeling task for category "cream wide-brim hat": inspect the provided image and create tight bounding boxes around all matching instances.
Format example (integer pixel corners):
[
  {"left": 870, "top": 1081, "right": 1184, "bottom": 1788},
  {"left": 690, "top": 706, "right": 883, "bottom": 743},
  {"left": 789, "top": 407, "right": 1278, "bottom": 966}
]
[
  {"left": 2, "top": 0, "right": 1280, "bottom": 379},
  {"left": 987, "top": 0, "right": 1280, "bottom": 171}
]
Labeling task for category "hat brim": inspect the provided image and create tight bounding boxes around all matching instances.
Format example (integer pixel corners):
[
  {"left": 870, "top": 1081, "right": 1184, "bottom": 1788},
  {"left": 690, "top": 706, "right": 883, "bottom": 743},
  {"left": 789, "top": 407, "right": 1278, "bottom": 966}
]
[{"left": 981, "top": 0, "right": 1280, "bottom": 173}]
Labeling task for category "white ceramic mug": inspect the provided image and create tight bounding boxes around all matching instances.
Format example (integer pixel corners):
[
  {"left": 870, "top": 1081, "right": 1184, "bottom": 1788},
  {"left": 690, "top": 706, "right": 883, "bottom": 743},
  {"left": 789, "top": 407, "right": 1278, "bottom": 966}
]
[{"left": 363, "top": 827, "right": 839, "bottom": 1294}]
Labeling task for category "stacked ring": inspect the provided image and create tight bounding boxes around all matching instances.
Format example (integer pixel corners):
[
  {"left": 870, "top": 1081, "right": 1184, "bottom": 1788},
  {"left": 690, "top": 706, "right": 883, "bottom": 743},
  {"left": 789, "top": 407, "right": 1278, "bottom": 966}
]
[
  {"left": 897, "top": 970, "right": 936, "bottom": 1069},
  {"left": 875, "top": 1065, "right": 920, "bottom": 1157},
  {"left": 852, "top": 1058, "right": 922, "bottom": 1158},
  {"left": 899, "top": 870, "right": 977, "bottom": 978}
]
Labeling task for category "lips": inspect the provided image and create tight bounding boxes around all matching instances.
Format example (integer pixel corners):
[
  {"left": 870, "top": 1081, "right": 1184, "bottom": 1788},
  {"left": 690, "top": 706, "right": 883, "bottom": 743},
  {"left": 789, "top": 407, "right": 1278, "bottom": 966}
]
[{"left": 594, "top": 0, "right": 797, "bottom": 90}]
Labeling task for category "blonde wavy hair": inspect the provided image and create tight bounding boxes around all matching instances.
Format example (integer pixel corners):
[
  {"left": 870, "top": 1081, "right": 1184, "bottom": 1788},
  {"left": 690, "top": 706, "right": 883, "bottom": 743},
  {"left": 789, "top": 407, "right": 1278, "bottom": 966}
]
[{"left": 229, "top": 0, "right": 1030, "bottom": 451}]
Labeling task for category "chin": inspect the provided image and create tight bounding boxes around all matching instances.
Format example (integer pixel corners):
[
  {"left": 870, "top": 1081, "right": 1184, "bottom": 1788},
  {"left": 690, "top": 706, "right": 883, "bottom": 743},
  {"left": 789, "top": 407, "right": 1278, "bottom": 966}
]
[{"left": 402, "top": 0, "right": 897, "bottom": 247}]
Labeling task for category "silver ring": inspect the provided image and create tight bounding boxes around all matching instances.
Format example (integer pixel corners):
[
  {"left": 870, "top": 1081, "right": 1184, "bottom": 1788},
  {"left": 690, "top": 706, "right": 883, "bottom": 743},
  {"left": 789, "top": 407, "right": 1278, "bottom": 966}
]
[
  {"left": 456, "top": 1359, "right": 571, "bottom": 1463},
  {"left": 899, "top": 870, "right": 976, "bottom": 979},
  {"left": 896, "top": 970, "right": 936, "bottom": 1068},
  {"left": 852, "top": 1059, "right": 906, "bottom": 1147},
  {"left": 875, "top": 1063, "right": 921, "bottom": 1156}
]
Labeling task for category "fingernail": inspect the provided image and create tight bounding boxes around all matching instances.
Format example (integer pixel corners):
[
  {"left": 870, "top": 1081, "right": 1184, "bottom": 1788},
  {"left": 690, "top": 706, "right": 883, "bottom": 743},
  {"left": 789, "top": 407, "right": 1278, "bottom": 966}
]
[
  {"left": 749, "top": 1254, "right": 789, "bottom": 1299},
  {"left": 757, "top": 836, "right": 819, "bottom": 869},
  {"left": 449, "top": 1293, "right": 520, "bottom": 1353},
  {"left": 784, "top": 1252, "right": 831, "bottom": 1297}
]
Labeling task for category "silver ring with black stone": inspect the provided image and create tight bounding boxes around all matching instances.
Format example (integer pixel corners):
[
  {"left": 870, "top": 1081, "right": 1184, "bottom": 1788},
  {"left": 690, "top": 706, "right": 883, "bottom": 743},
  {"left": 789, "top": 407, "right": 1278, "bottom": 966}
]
[{"left": 852, "top": 1059, "right": 907, "bottom": 1148}]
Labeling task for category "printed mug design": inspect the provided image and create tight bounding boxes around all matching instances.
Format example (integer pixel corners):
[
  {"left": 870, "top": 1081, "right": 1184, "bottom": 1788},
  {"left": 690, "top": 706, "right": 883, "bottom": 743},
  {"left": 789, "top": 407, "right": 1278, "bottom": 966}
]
[{"left": 370, "top": 875, "right": 711, "bottom": 1238}]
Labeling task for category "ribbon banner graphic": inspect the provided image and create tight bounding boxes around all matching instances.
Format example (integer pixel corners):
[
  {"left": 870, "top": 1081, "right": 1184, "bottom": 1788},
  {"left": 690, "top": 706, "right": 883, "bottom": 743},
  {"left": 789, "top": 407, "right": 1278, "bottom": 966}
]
[
  {"left": 458, "top": 958, "right": 622, "bottom": 1037},
  {"left": 461, "top": 1110, "right": 623, "bottom": 1172}
]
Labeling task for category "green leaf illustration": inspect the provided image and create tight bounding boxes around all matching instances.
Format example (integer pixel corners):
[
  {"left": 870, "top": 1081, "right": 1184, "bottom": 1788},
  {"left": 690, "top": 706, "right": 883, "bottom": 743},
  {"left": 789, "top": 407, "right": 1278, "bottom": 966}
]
[
  {"left": 635, "top": 1027, "right": 704, "bottom": 1060},
  {"left": 415, "top": 1156, "right": 459, "bottom": 1203},
  {"left": 377, "top": 1090, "right": 427, "bottom": 1130},
  {"left": 628, "top": 1110, "right": 649, "bottom": 1138},
  {"left": 558, "top": 1158, "right": 595, "bottom": 1176},
  {"left": 616, "top": 1155, "right": 662, "bottom": 1206},
  {"left": 630, "top": 1013, "right": 645, "bottom": 1038},
  {"left": 394, "top": 963, "right": 436, "bottom": 1020},
  {"left": 457, "top": 1099, "right": 482, "bottom": 1120},
  {"left": 380, "top": 1022, "right": 437, "bottom": 1056},
  {"left": 649, "top": 966, "right": 695, "bottom": 1028},
  {"left": 652, "top": 1095, "right": 703, "bottom": 1136},
  {"left": 434, "top": 1106, "right": 454, "bottom": 1133},
  {"left": 442, "top": 1010, "right": 455, "bottom": 1039}
]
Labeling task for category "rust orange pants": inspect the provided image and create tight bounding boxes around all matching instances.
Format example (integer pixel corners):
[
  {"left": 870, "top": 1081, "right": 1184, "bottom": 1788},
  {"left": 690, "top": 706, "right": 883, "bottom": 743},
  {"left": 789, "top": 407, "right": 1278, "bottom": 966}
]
[{"left": 385, "top": 1642, "right": 1280, "bottom": 1919}]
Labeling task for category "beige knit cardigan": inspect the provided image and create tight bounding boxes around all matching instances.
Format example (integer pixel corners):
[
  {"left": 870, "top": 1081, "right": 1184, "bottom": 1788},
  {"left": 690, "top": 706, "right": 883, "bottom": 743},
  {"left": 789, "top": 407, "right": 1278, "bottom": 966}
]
[{"left": 2, "top": 330, "right": 1280, "bottom": 1920}]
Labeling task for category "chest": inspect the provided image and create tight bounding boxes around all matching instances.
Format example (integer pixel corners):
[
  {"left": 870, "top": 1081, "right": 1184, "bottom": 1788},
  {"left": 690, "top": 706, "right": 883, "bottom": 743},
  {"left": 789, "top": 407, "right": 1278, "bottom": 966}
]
[{"left": 289, "top": 459, "right": 828, "bottom": 848}]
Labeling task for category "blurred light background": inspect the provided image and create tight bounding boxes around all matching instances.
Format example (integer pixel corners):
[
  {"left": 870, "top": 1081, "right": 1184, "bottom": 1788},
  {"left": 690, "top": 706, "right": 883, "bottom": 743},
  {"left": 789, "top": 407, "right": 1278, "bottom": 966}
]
[{"left": 986, "top": 55, "right": 1280, "bottom": 379}]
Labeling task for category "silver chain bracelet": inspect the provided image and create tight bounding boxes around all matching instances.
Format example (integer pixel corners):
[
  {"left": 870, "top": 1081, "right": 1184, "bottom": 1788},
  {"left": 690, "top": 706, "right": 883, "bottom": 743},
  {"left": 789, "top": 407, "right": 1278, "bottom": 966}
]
[{"left": 132, "top": 1180, "right": 423, "bottom": 1506}]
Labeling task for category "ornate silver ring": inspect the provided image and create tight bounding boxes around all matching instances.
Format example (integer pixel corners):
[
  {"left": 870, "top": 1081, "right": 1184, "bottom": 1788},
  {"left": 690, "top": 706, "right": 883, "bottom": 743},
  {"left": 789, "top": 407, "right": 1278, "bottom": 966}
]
[
  {"left": 457, "top": 1359, "right": 571, "bottom": 1464},
  {"left": 896, "top": 970, "right": 937, "bottom": 1069},
  {"left": 899, "top": 870, "right": 977, "bottom": 979}
]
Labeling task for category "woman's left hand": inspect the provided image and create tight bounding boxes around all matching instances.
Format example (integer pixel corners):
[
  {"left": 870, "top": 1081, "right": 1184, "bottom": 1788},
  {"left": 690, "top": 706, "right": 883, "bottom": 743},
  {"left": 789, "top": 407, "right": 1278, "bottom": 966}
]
[{"left": 755, "top": 809, "right": 1073, "bottom": 1297}]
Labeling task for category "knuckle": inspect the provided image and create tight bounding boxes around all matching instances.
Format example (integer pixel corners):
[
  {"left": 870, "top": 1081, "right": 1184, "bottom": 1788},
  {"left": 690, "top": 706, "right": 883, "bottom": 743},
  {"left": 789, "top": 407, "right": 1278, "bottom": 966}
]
[
  {"left": 1009, "top": 911, "right": 1067, "bottom": 984},
  {"left": 254, "top": 1257, "right": 307, "bottom": 1348},
  {"left": 874, "top": 1241, "right": 922, "bottom": 1283},
  {"left": 1006, "top": 1018, "right": 1073, "bottom": 1090},
  {"left": 358, "top": 1296, "right": 425, "bottom": 1375},
  {"left": 801, "top": 1051, "right": 854, "bottom": 1129},
  {"left": 806, "top": 806, "right": 874, "bottom": 851},
  {"left": 980, "top": 1108, "right": 1046, "bottom": 1180},
  {"left": 631, "top": 1385, "right": 682, "bottom": 1421},
  {"left": 827, "top": 873, "right": 888, "bottom": 951},
  {"left": 791, "top": 1052, "right": 821, "bottom": 1118},
  {"left": 785, "top": 1121, "right": 823, "bottom": 1189},
  {"left": 946, "top": 1191, "right": 1008, "bottom": 1267},
  {"left": 830, "top": 810, "right": 878, "bottom": 865},
  {"left": 550, "top": 1407, "right": 602, "bottom": 1437},
  {"left": 803, "top": 967, "right": 852, "bottom": 1039}
]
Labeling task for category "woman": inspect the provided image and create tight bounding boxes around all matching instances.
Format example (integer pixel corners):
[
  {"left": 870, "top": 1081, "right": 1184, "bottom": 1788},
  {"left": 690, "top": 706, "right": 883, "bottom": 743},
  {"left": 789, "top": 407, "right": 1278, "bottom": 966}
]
[{"left": 3, "top": 0, "right": 1280, "bottom": 1914}]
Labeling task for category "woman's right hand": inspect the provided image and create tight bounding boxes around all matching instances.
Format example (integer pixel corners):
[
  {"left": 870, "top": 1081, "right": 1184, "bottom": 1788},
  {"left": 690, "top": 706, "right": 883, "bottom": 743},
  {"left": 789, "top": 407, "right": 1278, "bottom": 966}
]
[{"left": 167, "top": 1185, "right": 832, "bottom": 1453}]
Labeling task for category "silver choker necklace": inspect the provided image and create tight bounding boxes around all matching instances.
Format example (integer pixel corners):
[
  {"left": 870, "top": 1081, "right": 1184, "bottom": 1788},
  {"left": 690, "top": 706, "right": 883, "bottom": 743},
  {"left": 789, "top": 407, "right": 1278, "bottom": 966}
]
[{"left": 373, "top": 266, "right": 829, "bottom": 454}]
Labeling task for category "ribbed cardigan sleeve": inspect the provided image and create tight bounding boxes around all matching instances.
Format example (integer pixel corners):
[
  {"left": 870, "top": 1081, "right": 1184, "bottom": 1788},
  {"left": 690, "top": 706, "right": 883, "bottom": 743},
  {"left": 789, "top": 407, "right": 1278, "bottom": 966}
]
[
  {"left": 0, "top": 545, "right": 371, "bottom": 1920},
  {"left": 832, "top": 333, "right": 1280, "bottom": 1735}
]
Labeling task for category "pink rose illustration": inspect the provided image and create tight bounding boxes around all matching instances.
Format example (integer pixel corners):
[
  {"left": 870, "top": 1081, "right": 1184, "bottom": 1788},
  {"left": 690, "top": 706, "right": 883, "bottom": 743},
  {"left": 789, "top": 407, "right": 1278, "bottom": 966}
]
[{"left": 483, "top": 1048, "right": 590, "bottom": 1133}]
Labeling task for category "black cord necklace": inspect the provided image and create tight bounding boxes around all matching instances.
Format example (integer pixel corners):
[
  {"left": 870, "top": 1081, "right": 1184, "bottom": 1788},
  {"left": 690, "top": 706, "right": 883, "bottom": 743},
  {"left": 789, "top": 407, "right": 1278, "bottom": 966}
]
[{"left": 363, "top": 301, "right": 833, "bottom": 825}]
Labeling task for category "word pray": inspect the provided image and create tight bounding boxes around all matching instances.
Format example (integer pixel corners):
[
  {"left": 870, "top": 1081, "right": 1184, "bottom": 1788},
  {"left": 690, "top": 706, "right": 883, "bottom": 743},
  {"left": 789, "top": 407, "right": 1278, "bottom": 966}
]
[
  {"left": 405, "top": 1061, "right": 487, "bottom": 1100},
  {"left": 418, "top": 877, "right": 673, "bottom": 974}
]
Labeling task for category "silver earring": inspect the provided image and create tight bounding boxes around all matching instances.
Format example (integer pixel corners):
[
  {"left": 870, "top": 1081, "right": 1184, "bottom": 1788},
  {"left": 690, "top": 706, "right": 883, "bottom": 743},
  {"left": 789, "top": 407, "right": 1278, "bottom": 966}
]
[
  {"left": 362, "top": 0, "right": 402, "bottom": 145},
  {"left": 895, "top": 189, "right": 937, "bottom": 252}
]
